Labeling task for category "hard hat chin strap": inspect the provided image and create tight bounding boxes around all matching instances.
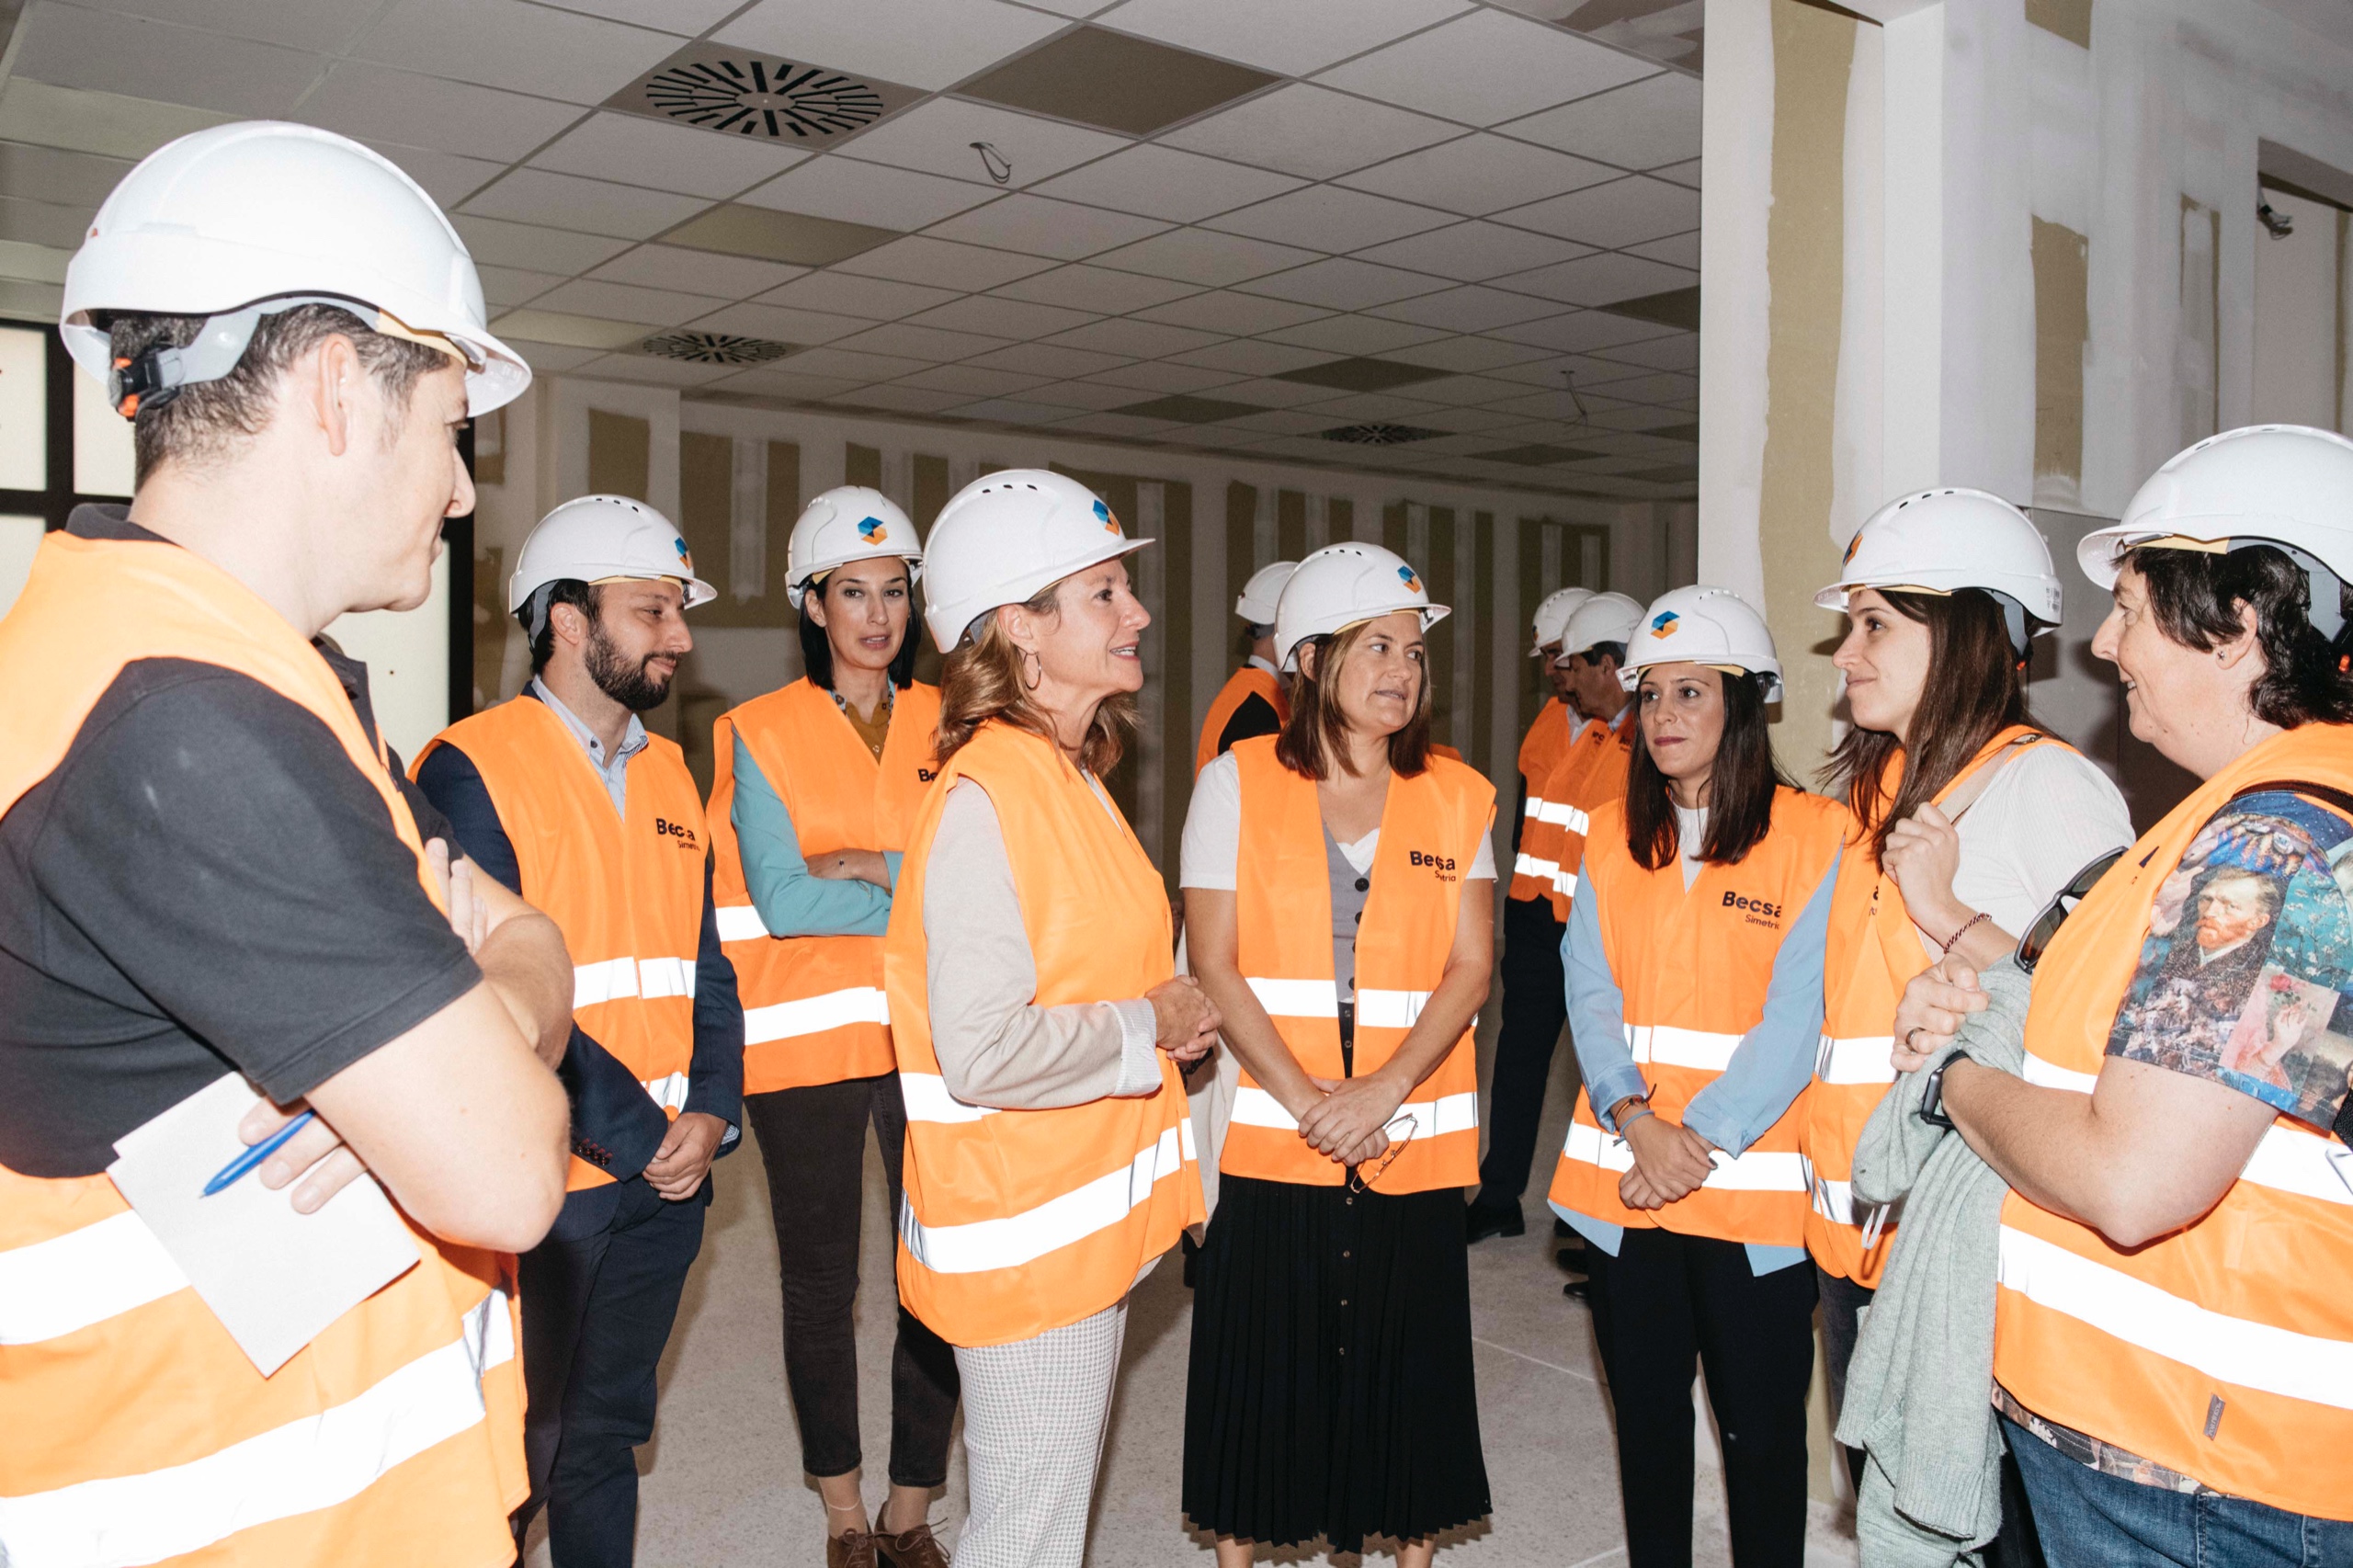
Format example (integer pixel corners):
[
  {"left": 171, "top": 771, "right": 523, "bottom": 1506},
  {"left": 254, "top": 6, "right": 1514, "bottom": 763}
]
[
  {"left": 108, "top": 294, "right": 351, "bottom": 418},
  {"left": 2234, "top": 540, "right": 2347, "bottom": 642}
]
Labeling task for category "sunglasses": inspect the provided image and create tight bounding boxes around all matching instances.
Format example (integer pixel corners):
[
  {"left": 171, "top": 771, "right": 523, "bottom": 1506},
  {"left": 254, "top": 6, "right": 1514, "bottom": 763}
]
[
  {"left": 2017, "top": 847, "right": 2128, "bottom": 973},
  {"left": 1347, "top": 1111, "right": 1420, "bottom": 1195}
]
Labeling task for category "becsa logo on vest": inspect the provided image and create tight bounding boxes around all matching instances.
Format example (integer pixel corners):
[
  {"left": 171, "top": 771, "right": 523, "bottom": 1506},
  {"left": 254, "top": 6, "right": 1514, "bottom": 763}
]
[
  {"left": 654, "top": 816, "right": 699, "bottom": 849},
  {"left": 1409, "top": 847, "right": 1459, "bottom": 882},
  {"left": 1722, "top": 889, "right": 1782, "bottom": 928}
]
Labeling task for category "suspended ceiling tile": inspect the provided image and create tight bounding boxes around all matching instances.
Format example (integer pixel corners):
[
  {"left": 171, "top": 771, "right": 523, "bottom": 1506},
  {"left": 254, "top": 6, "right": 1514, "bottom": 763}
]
[
  {"left": 476, "top": 264, "right": 565, "bottom": 308},
  {"left": 1043, "top": 317, "right": 1223, "bottom": 358},
  {"left": 1032, "top": 144, "right": 1302, "bottom": 223},
  {"left": 455, "top": 214, "right": 636, "bottom": 274},
  {"left": 1110, "top": 392, "right": 1264, "bottom": 423},
  {"left": 1015, "top": 0, "right": 1121, "bottom": 15},
  {"left": 895, "top": 363, "right": 1052, "bottom": 397},
  {"left": 1492, "top": 250, "right": 1696, "bottom": 307},
  {"left": 1158, "top": 83, "right": 1460, "bottom": 182},
  {"left": 1485, "top": 349, "right": 1648, "bottom": 387},
  {"left": 845, "top": 383, "right": 973, "bottom": 414},
  {"left": 745, "top": 156, "right": 998, "bottom": 230},
  {"left": 1203, "top": 185, "right": 1452, "bottom": 253},
  {"left": 948, "top": 396, "right": 1080, "bottom": 424},
  {"left": 592, "top": 244, "right": 810, "bottom": 297},
  {"left": 1162, "top": 339, "right": 1330, "bottom": 376},
  {"left": 958, "top": 27, "right": 1278, "bottom": 138},
  {"left": 531, "top": 110, "right": 809, "bottom": 199},
  {"left": 1131, "top": 290, "right": 1330, "bottom": 335},
  {"left": 1233, "top": 256, "right": 1447, "bottom": 311},
  {"left": 1083, "top": 359, "right": 1245, "bottom": 393},
  {"left": 1498, "top": 71, "right": 1702, "bottom": 170},
  {"left": 1495, "top": 175, "right": 1700, "bottom": 247},
  {"left": 701, "top": 367, "right": 866, "bottom": 399},
  {"left": 537, "top": 0, "right": 742, "bottom": 31},
  {"left": 1654, "top": 157, "right": 1701, "bottom": 190},
  {"left": 0, "top": 76, "right": 231, "bottom": 163},
  {"left": 1368, "top": 284, "right": 1565, "bottom": 333},
  {"left": 367, "top": 142, "right": 506, "bottom": 207},
  {"left": 1314, "top": 10, "right": 1659, "bottom": 129},
  {"left": 923, "top": 194, "right": 1172, "bottom": 261},
  {"left": 1406, "top": 405, "right": 1524, "bottom": 432},
  {"left": 489, "top": 308, "right": 648, "bottom": 350},
  {"left": 352, "top": 0, "right": 677, "bottom": 104},
  {"left": 1587, "top": 369, "right": 1697, "bottom": 405},
  {"left": 1337, "top": 134, "right": 1617, "bottom": 218},
  {"left": 963, "top": 340, "right": 1131, "bottom": 378},
  {"left": 1270, "top": 354, "right": 1449, "bottom": 392},
  {"left": 1199, "top": 377, "right": 1350, "bottom": 409},
  {"left": 687, "top": 300, "right": 870, "bottom": 343},
  {"left": 80, "top": 0, "right": 388, "bottom": 51},
  {"left": 1381, "top": 333, "right": 1556, "bottom": 373},
  {"left": 13, "top": 4, "right": 324, "bottom": 118},
  {"left": 583, "top": 353, "right": 740, "bottom": 387},
  {"left": 491, "top": 338, "right": 608, "bottom": 372},
  {"left": 835, "top": 233, "right": 1058, "bottom": 289},
  {"left": 1051, "top": 410, "right": 1186, "bottom": 437},
  {"left": 0, "top": 237, "right": 67, "bottom": 284},
  {"left": 1092, "top": 0, "right": 1469, "bottom": 77},
  {"left": 1256, "top": 312, "right": 1451, "bottom": 355},
  {"left": 301, "top": 63, "right": 584, "bottom": 161},
  {"left": 1623, "top": 231, "right": 1699, "bottom": 269},
  {"left": 1224, "top": 407, "right": 1334, "bottom": 435},
  {"left": 1484, "top": 308, "right": 1680, "bottom": 353},
  {"left": 534, "top": 277, "right": 730, "bottom": 326},
  {"left": 1298, "top": 391, "right": 1444, "bottom": 421},
  {"left": 831, "top": 321, "right": 1010, "bottom": 361},
  {"left": 464, "top": 168, "right": 710, "bottom": 240},
  {"left": 715, "top": 0, "right": 1067, "bottom": 94},
  {"left": 990, "top": 263, "right": 1200, "bottom": 312},
  {"left": 771, "top": 345, "right": 935, "bottom": 381},
  {"left": 1592, "top": 330, "right": 1699, "bottom": 371},
  {"left": 1089, "top": 227, "right": 1316, "bottom": 286},
  {"left": 0, "top": 143, "right": 132, "bottom": 210},
  {"left": 906, "top": 294, "right": 1100, "bottom": 338},
  {"left": 757, "top": 270, "right": 961, "bottom": 319},
  {"left": 831, "top": 98, "right": 1130, "bottom": 187}
]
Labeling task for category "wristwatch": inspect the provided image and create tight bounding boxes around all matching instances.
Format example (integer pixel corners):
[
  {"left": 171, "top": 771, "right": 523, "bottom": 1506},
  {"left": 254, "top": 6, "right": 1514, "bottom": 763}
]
[{"left": 1918, "top": 1056, "right": 1958, "bottom": 1131}]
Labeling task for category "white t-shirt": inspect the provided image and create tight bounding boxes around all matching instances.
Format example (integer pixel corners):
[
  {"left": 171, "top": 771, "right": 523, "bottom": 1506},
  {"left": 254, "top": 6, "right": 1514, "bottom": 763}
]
[
  {"left": 1914, "top": 741, "right": 2133, "bottom": 953},
  {"left": 1179, "top": 751, "right": 1498, "bottom": 892}
]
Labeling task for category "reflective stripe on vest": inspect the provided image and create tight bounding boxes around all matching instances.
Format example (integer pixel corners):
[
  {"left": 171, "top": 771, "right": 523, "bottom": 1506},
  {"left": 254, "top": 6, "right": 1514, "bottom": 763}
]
[
  {"left": 884, "top": 722, "right": 1202, "bottom": 1346},
  {"left": 1196, "top": 665, "right": 1288, "bottom": 777},
  {"left": 1507, "top": 699, "right": 1576, "bottom": 903},
  {"left": 1548, "top": 786, "right": 1847, "bottom": 1247},
  {"left": 1523, "top": 715, "right": 1631, "bottom": 920},
  {"left": 0, "top": 531, "right": 528, "bottom": 1567},
  {"left": 1223, "top": 736, "right": 1495, "bottom": 1191},
  {"left": 1993, "top": 724, "right": 2353, "bottom": 1517},
  {"left": 1805, "top": 729, "right": 2052, "bottom": 1287},
  {"left": 415, "top": 697, "right": 707, "bottom": 1192},
  {"left": 710, "top": 679, "right": 940, "bottom": 1094}
]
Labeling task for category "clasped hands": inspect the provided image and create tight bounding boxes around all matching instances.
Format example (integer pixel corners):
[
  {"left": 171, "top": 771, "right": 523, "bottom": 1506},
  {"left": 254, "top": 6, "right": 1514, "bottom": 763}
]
[
  {"left": 1290, "top": 1074, "right": 1403, "bottom": 1167},
  {"left": 1613, "top": 1096, "right": 1720, "bottom": 1210}
]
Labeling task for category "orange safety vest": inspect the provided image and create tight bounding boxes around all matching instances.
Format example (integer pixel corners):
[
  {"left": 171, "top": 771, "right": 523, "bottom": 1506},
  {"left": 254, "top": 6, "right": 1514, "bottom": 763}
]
[
  {"left": 884, "top": 721, "right": 1204, "bottom": 1346},
  {"left": 0, "top": 530, "right": 526, "bottom": 1568},
  {"left": 1993, "top": 723, "right": 2353, "bottom": 1519},
  {"left": 1507, "top": 697, "right": 1581, "bottom": 903},
  {"left": 1221, "top": 737, "right": 1496, "bottom": 1192},
  {"left": 1196, "top": 664, "right": 1289, "bottom": 776},
  {"left": 1806, "top": 726, "right": 2053, "bottom": 1288},
  {"left": 1548, "top": 787, "right": 1847, "bottom": 1246},
  {"left": 1529, "top": 710, "right": 1635, "bottom": 923},
  {"left": 415, "top": 697, "right": 708, "bottom": 1193},
  {"left": 709, "top": 678, "right": 941, "bottom": 1094}
]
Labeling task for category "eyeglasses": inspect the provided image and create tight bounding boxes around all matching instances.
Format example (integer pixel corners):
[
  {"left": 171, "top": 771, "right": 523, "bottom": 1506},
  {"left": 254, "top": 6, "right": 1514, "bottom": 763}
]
[
  {"left": 1348, "top": 1112, "right": 1419, "bottom": 1194},
  {"left": 2017, "top": 847, "right": 2128, "bottom": 973}
]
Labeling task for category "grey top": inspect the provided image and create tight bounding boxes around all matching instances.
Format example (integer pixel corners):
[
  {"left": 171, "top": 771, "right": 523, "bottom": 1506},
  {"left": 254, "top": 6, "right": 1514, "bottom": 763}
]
[
  {"left": 530, "top": 676, "right": 647, "bottom": 817},
  {"left": 1327, "top": 825, "right": 1372, "bottom": 1008},
  {"left": 922, "top": 779, "right": 1162, "bottom": 1111}
]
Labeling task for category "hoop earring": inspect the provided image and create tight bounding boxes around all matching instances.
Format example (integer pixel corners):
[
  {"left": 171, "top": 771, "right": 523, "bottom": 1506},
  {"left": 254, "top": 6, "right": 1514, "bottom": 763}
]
[{"left": 1019, "top": 647, "right": 1044, "bottom": 691}]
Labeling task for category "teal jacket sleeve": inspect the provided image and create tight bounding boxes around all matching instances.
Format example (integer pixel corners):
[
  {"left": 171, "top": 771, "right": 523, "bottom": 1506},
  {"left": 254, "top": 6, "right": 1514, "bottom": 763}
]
[
  {"left": 731, "top": 731, "right": 894, "bottom": 938},
  {"left": 1680, "top": 847, "right": 1841, "bottom": 1157}
]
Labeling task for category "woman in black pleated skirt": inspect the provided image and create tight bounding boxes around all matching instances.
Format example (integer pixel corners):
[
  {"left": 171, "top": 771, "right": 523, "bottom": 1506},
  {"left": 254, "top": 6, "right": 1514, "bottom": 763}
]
[{"left": 1178, "top": 554, "right": 1495, "bottom": 1564}]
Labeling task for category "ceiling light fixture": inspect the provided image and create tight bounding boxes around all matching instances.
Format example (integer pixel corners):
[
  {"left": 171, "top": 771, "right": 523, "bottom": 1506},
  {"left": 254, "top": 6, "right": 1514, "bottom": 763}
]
[{"left": 609, "top": 44, "right": 921, "bottom": 143}]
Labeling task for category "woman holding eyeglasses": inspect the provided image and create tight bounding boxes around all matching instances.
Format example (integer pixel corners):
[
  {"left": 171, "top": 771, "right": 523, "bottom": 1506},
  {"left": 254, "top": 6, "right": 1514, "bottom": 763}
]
[
  {"left": 1181, "top": 543, "right": 1496, "bottom": 1567},
  {"left": 1893, "top": 427, "right": 2353, "bottom": 1568},
  {"left": 1807, "top": 491, "right": 2131, "bottom": 1497},
  {"left": 1545, "top": 585, "right": 1846, "bottom": 1568}
]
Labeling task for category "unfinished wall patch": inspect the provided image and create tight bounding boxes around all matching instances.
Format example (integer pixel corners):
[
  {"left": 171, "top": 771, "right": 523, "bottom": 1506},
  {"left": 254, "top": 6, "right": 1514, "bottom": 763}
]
[
  {"left": 2026, "top": 0, "right": 2092, "bottom": 50},
  {"left": 2032, "top": 216, "right": 2089, "bottom": 504}
]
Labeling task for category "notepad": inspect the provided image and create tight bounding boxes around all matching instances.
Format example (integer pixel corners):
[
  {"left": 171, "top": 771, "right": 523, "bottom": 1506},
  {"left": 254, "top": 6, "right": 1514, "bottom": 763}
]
[{"left": 107, "top": 1073, "right": 421, "bottom": 1376}]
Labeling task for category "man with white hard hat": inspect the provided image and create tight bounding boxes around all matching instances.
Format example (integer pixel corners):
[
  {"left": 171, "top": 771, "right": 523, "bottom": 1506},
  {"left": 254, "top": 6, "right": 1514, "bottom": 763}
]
[
  {"left": 415, "top": 495, "right": 742, "bottom": 1568},
  {"left": 0, "top": 121, "right": 570, "bottom": 1568},
  {"left": 1195, "top": 559, "right": 1297, "bottom": 776},
  {"left": 1464, "top": 585, "right": 1593, "bottom": 1244}
]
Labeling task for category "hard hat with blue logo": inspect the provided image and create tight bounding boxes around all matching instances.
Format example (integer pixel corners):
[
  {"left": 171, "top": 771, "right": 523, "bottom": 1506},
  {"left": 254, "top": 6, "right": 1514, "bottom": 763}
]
[
  {"left": 1817, "top": 486, "right": 2062, "bottom": 654},
  {"left": 920, "top": 469, "right": 1150, "bottom": 651},
  {"left": 786, "top": 485, "right": 923, "bottom": 611},
  {"left": 1273, "top": 542, "right": 1451, "bottom": 673},
  {"left": 508, "top": 494, "right": 715, "bottom": 639},
  {"left": 1619, "top": 585, "right": 1784, "bottom": 701}
]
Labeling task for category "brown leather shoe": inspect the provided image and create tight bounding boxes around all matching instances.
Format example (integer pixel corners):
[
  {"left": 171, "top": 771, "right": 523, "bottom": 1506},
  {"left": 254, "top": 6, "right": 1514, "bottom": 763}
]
[
  {"left": 874, "top": 1522, "right": 949, "bottom": 1568},
  {"left": 826, "top": 1530, "right": 879, "bottom": 1568}
]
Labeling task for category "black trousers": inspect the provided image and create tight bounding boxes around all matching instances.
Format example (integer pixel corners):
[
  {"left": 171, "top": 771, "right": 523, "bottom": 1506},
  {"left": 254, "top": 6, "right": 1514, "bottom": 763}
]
[
  {"left": 517, "top": 1173, "right": 710, "bottom": 1568},
  {"left": 1816, "top": 1265, "right": 1873, "bottom": 1493},
  {"left": 1586, "top": 1229, "right": 1817, "bottom": 1568},
  {"left": 745, "top": 1075, "right": 961, "bottom": 1488},
  {"left": 1472, "top": 896, "right": 1570, "bottom": 1215}
]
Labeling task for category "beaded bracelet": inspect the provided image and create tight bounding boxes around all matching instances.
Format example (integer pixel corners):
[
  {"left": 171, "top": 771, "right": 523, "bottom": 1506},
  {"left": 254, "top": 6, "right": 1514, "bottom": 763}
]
[{"left": 1940, "top": 909, "right": 1993, "bottom": 956}]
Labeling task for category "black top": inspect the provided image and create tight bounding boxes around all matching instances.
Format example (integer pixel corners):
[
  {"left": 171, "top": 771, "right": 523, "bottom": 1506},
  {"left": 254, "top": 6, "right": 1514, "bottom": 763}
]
[
  {"left": 0, "top": 507, "right": 482, "bottom": 1177},
  {"left": 1215, "top": 690, "right": 1283, "bottom": 759}
]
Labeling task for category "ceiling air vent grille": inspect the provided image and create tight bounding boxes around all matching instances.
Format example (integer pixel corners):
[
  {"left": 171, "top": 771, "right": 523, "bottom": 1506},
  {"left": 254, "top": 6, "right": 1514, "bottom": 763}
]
[
  {"left": 1320, "top": 423, "right": 1443, "bottom": 446},
  {"left": 609, "top": 45, "right": 922, "bottom": 142},
  {"left": 640, "top": 332, "right": 793, "bottom": 365}
]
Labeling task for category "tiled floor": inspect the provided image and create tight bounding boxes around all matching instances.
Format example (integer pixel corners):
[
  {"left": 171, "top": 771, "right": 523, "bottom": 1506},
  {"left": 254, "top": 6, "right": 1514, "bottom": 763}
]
[{"left": 528, "top": 1023, "right": 1861, "bottom": 1567}]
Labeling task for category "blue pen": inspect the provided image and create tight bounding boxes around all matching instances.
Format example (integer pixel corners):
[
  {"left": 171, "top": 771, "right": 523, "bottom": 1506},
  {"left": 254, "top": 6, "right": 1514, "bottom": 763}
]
[{"left": 200, "top": 1109, "right": 315, "bottom": 1198}]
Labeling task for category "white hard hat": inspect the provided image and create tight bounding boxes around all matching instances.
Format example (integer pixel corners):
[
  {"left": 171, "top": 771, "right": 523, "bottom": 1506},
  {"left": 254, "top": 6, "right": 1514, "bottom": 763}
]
[
  {"left": 1235, "top": 560, "right": 1298, "bottom": 624},
  {"left": 509, "top": 494, "right": 716, "bottom": 638},
  {"left": 1529, "top": 586, "right": 1594, "bottom": 656},
  {"left": 1818, "top": 487, "right": 2062, "bottom": 653},
  {"left": 62, "top": 121, "right": 527, "bottom": 417},
  {"left": 1620, "top": 585, "right": 1785, "bottom": 702},
  {"left": 1274, "top": 541, "right": 1450, "bottom": 673},
  {"left": 2081, "top": 425, "right": 2353, "bottom": 640},
  {"left": 922, "top": 469, "right": 1148, "bottom": 651},
  {"left": 786, "top": 485, "right": 922, "bottom": 610},
  {"left": 1554, "top": 591, "right": 1644, "bottom": 665}
]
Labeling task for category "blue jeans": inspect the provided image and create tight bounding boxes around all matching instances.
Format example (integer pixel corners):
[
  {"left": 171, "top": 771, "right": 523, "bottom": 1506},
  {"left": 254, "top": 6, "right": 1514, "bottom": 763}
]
[{"left": 2003, "top": 1415, "right": 2353, "bottom": 1568}]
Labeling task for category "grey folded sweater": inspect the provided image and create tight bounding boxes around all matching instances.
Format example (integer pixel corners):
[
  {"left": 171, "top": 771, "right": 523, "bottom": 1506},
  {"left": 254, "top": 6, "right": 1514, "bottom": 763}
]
[{"left": 1835, "top": 958, "right": 2031, "bottom": 1568}]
